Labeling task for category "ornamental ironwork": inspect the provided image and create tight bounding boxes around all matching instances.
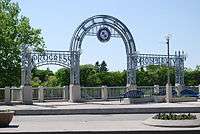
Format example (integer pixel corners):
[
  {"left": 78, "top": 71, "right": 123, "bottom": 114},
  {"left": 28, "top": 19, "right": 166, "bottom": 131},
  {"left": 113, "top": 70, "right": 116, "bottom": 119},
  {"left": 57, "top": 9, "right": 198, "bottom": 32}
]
[
  {"left": 31, "top": 50, "right": 71, "bottom": 68},
  {"left": 97, "top": 27, "right": 111, "bottom": 42},
  {"left": 21, "top": 15, "right": 186, "bottom": 88}
]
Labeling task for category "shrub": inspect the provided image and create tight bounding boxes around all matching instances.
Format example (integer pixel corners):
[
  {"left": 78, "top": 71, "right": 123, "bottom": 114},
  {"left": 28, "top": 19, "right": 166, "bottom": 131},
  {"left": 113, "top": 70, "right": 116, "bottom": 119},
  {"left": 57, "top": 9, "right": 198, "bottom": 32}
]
[{"left": 153, "top": 113, "right": 197, "bottom": 120}]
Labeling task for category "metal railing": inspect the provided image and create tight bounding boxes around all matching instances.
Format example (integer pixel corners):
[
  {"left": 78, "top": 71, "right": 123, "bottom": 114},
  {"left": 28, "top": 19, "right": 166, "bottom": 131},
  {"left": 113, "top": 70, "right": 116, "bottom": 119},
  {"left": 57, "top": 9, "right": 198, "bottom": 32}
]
[
  {"left": 107, "top": 86, "right": 126, "bottom": 99},
  {"left": 137, "top": 86, "right": 154, "bottom": 97},
  {"left": 0, "top": 85, "right": 199, "bottom": 103},
  {"left": 81, "top": 87, "right": 101, "bottom": 100},
  {"left": 44, "top": 87, "right": 64, "bottom": 100}
]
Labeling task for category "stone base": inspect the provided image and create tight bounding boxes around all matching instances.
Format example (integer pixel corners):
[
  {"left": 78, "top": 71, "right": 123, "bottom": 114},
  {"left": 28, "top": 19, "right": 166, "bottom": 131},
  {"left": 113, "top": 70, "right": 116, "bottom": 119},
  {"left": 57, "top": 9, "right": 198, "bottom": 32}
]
[
  {"left": 69, "top": 84, "right": 81, "bottom": 102},
  {"left": 22, "top": 86, "right": 33, "bottom": 105},
  {"left": 143, "top": 117, "right": 200, "bottom": 127}
]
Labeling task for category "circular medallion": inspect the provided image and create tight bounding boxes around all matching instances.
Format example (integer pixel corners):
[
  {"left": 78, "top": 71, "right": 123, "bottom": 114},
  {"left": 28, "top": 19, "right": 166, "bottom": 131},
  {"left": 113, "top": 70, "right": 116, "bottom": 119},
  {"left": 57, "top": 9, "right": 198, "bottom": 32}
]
[{"left": 97, "top": 27, "right": 111, "bottom": 42}]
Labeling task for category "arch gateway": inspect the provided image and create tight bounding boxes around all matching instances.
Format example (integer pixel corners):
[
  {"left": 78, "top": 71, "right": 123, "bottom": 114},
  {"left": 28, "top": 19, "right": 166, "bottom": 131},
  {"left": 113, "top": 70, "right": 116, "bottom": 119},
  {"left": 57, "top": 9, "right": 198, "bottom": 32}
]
[{"left": 21, "top": 15, "right": 185, "bottom": 104}]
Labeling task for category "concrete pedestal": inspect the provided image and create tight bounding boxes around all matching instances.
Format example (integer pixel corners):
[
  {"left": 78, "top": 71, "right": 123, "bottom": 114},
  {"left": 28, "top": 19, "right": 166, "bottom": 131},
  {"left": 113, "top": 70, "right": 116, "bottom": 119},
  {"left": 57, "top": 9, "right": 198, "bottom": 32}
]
[
  {"left": 69, "top": 84, "right": 81, "bottom": 102},
  {"left": 22, "top": 86, "right": 33, "bottom": 105}
]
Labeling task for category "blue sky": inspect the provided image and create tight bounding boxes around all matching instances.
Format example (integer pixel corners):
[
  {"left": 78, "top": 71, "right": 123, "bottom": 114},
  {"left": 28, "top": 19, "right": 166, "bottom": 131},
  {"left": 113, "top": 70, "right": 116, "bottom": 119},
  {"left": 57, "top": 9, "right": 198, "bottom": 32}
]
[{"left": 14, "top": 0, "right": 200, "bottom": 71}]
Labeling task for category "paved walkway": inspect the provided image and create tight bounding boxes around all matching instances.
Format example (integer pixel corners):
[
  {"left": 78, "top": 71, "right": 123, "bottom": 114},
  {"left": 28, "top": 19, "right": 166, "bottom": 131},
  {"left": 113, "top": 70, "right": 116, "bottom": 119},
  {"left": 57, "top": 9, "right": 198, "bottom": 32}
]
[
  {"left": 1, "top": 102, "right": 200, "bottom": 133},
  {"left": 1, "top": 100, "right": 200, "bottom": 115},
  {"left": 1, "top": 114, "right": 200, "bottom": 134}
]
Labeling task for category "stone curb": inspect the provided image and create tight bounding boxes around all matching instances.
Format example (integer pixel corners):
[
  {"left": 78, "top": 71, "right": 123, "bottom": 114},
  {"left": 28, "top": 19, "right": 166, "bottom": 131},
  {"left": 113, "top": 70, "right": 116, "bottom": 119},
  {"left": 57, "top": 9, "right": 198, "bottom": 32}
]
[
  {"left": 13, "top": 107, "right": 200, "bottom": 115},
  {"left": 143, "top": 117, "right": 200, "bottom": 127},
  {"left": 1, "top": 130, "right": 200, "bottom": 134}
]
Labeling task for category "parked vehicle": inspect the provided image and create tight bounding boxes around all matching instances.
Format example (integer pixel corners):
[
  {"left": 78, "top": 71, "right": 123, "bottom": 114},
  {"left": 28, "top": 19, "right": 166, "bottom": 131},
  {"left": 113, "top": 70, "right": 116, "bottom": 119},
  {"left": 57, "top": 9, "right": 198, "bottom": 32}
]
[
  {"left": 180, "top": 89, "right": 199, "bottom": 97},
  {"left": 119, "top": 90, "right": 144, "bottom": 102}
]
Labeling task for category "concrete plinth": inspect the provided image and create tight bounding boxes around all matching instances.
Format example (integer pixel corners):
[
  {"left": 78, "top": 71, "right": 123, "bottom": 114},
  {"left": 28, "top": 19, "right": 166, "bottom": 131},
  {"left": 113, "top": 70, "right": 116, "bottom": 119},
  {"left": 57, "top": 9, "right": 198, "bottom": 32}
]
[
  {"left": 69, "top": 84, "right": 81, "bottom": 102},
  {"left": 22, "top": 86, "right": 33, "bottom": 105}
]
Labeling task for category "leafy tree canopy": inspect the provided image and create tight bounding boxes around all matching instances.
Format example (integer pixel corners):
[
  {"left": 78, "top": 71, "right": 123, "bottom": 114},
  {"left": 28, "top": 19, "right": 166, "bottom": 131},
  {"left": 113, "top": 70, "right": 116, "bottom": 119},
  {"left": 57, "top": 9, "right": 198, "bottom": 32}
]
[{"left": 0, "top": 0, "right": 45, "bottom": 87}]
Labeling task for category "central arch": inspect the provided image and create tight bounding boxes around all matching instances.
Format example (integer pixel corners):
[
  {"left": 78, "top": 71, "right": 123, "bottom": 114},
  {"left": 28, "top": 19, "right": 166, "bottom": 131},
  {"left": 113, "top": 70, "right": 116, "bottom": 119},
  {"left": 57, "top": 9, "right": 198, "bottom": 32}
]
[
  {"left": 20, "top": 15, "right": 186, "bottom": 104},
  {"left": 69, "top": 15, "right": 137, "bottom": 93}
]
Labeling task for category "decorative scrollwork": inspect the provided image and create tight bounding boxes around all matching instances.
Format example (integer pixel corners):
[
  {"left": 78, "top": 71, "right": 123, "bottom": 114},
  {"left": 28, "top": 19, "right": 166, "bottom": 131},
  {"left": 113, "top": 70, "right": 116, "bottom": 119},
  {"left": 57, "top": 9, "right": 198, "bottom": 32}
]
[
  {"left": 31, "top": 50, "right": 71, "bottom": 68},
  {"left": 135, "top": 54, "right": 178, "bottom": 68}
]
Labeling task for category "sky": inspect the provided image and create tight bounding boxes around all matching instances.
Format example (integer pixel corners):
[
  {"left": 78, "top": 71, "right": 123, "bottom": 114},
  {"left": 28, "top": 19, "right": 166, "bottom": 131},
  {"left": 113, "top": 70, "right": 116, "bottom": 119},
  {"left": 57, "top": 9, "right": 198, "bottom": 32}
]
[{"left": 14, "top": 0, "right": 200, "bottom": 71}]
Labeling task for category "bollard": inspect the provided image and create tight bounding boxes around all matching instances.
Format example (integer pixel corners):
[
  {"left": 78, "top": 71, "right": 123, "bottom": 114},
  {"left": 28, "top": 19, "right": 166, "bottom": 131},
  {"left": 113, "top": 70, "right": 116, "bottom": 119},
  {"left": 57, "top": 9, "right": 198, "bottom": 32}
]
[
  {"left": 63, "top": 86, "right": 69, "bottom": 100},
  {"left": 4, "top": 87, "right": 11, "bottom": 104},
  {"left": 38, "top": 86, "right": 44, "bottom": 102},
  {"left": 101, "top": 86, "right": 108, "bottom": 100}
]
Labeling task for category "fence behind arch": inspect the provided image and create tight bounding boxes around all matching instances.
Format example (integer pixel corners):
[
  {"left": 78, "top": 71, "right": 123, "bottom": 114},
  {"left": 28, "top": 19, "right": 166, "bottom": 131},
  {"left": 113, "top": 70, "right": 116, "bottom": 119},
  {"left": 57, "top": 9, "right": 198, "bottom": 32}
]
[{"left": 0, "top": 85, "right": 199, "bottom": 104}]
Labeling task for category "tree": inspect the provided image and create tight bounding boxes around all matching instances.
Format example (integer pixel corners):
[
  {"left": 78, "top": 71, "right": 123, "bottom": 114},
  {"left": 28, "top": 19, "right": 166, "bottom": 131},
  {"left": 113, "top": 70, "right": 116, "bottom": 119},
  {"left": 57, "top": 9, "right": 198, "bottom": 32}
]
[
  {"left": 46, "top": 76, "right": 58, "bottom": 87},
  {"left": 55, "top": 68, "right": 70, "bottom": 86},
  {"left": 31, "top": 77, "right": 41, "bottom": 87},
  {"left": 94, "top": 61, "right": 100, "bottom": 73},
  {"left": 0, "top": 0, "right": 44, "bottom": 87},
  {"left": 32, "top": 68, "right": 54, "bottom": 83},
  {"left": 136, "top": 65, "right": 175, "bottom": 86},
  {"left": 185, "top": 66, "right": 200, "bottom": 86},
  {"left": 100, "top": 60, "right": 108, "bottom": 72},
  {"left": 80, "top": 64, "right": 96, "bottom": 86}
]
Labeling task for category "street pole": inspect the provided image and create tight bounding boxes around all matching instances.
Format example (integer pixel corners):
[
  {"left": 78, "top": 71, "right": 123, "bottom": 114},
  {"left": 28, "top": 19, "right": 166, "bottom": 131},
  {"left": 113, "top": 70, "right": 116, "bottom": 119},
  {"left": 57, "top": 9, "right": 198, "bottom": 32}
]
[
  {"left": 166, "top": 35, "right": 171, "bottom": 103},
  {"left": 167, "top": 36, "right": 170, "bottom": 86}
]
